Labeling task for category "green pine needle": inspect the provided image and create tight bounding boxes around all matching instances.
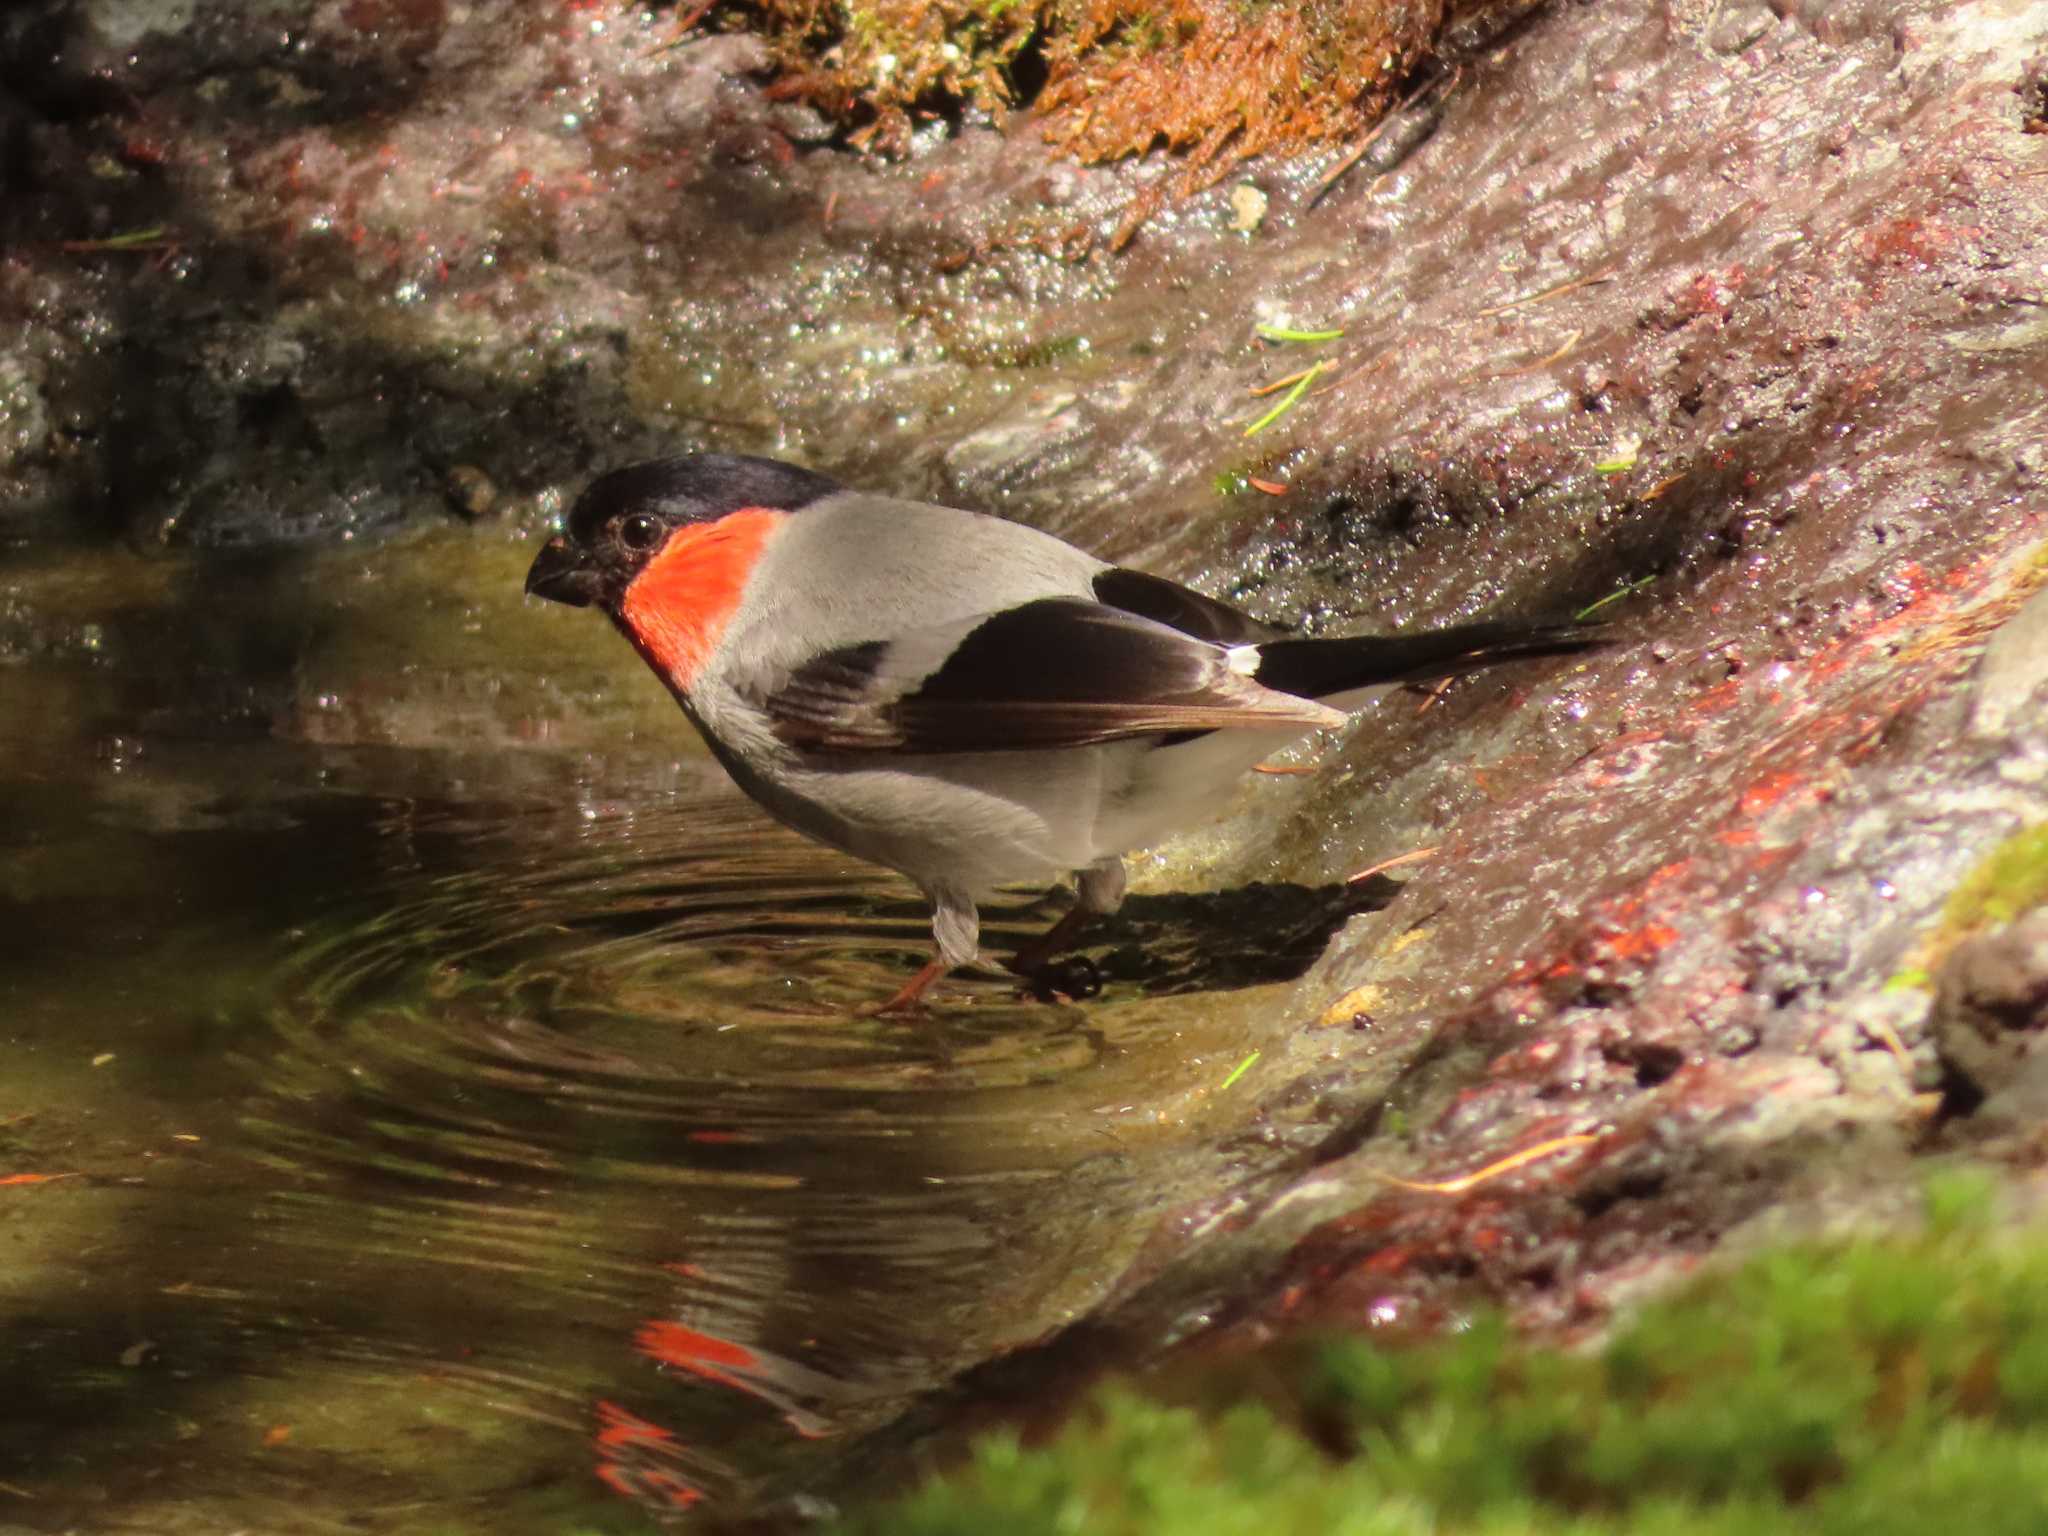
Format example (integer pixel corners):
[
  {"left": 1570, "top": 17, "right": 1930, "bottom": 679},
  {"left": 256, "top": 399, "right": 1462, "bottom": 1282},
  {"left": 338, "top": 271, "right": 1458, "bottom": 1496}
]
[
  {"left": 1219, "top": 1050, "right": 1261, "bottom": 1090},
  {"left": 1242, "top": 362, "right": 1327, "bottom": 437}
]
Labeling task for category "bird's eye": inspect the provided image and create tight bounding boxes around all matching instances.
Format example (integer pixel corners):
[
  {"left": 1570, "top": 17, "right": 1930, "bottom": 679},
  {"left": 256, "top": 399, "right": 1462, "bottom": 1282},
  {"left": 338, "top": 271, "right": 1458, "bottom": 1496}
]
[{"left": 618, "top": 513, "right": 664, "bottom": 553}]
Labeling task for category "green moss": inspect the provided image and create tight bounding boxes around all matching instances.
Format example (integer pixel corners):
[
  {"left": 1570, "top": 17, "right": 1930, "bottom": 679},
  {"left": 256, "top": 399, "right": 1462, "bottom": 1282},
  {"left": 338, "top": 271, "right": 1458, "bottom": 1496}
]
[
  {"left": 738, "top": 0, "right": 1048, "bottom": 150},
  {"left": 834, "top": 1177, "right": 2048, "bottom": 1535},
  {"left": 1940, "top": 822, "right": 2048, "bottom": 941},
  {"left": 1884, "top": 821, "right": 2048, "bottom": 988}
]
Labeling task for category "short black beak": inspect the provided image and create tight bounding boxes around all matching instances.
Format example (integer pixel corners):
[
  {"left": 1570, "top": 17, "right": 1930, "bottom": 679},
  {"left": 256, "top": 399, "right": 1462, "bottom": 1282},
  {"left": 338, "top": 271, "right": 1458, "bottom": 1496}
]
[{"left": 525, "top": 535, "right": 605, "bottom": 608}]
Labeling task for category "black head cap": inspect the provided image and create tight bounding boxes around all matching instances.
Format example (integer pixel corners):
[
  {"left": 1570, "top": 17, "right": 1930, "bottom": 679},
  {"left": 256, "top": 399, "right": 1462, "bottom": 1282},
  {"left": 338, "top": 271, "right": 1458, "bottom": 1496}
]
[{"left": 525, "top": 453, "right": 840, "bottom": 610}]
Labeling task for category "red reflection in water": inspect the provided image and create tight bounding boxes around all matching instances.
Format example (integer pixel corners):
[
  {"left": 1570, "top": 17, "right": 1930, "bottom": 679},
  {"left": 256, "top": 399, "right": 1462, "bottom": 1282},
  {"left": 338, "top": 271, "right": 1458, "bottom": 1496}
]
[
  {"left": 633, "top": 1319, "right": 841, "bottom": 1438},
  {"left": 592, "top": 1400, "right": 704, "bottom": 1510},
  {"left": 635, "top": 1321, "right": 757, "bottom": 1391}
]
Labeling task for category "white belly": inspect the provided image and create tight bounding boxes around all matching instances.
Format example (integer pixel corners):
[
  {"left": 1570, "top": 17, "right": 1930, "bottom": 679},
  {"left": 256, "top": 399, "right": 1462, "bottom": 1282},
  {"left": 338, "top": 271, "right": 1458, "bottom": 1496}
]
[{"left": 687, "top": 674, "right": 1355, "bottom": 899}]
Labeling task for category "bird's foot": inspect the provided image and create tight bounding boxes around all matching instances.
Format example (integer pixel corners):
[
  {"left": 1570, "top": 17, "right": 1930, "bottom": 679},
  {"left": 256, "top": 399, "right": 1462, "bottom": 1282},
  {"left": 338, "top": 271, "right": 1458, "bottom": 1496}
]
[
  {"left": 1015, "top": 952, "right": 1103, "bottom": 1003},
  {"left": 1003, "top": 902, "right": 1099, "bottom": 999}
]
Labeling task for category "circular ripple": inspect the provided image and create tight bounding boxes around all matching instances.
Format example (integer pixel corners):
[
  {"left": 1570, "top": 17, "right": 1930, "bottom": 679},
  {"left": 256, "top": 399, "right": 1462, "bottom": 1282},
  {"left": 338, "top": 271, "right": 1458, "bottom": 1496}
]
[{"left": 229, "top": 776, "right": 1150, "bottom": 1512}]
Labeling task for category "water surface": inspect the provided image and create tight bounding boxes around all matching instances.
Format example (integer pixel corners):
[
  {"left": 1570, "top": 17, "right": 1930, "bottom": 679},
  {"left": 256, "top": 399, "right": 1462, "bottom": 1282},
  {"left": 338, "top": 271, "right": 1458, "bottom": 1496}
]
[{"left": 1, "top": 530, "right": 1327, "bottom": 1530}]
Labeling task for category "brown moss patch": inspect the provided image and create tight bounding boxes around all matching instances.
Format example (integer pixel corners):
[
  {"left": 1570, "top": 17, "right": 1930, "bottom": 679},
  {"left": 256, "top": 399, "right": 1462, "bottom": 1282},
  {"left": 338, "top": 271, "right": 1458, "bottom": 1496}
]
[
  {"left": 739, "top": 1, "right": 1046, "bottom": 150},
  {"left": 1037, "top": 0, "right": 1447, "bottom": 192},
  {"left": 721, "top": 0, "right": 1464, "bottom": 184}
]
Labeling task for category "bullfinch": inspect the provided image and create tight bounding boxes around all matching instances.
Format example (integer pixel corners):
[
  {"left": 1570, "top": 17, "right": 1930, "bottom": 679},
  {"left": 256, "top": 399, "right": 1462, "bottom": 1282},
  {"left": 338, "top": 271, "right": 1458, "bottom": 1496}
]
[{"left": 524, "top": 453, "right": 1601, "bottom": 1010}]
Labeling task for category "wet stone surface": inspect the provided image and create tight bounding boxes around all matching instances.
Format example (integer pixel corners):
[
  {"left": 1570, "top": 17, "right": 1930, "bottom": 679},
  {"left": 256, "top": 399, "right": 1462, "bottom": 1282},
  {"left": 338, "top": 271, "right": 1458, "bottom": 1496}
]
[
  {"left": 1938, "top": 907, "right": 2048, "bottom": 1124},
  {"left": 3, "top": 0, "right": 2048, "bottom": 1528}
]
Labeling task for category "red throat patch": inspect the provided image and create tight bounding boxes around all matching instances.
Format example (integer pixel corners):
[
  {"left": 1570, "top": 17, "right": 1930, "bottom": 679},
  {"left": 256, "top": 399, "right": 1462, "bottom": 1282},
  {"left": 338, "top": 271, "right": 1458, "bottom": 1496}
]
[{"left": 617, "top": 507, "right": 786, "bottom": 691}]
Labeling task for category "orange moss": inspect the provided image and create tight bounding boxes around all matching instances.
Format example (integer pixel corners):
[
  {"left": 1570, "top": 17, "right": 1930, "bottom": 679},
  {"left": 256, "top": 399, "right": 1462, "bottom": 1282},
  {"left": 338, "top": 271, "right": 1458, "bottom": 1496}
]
[
  {"left": 721, "top": 0, "right": 1467, "bottom": 186},
  {"left": 1039, "top": 0, "right": 1446, "bottom": 192}
]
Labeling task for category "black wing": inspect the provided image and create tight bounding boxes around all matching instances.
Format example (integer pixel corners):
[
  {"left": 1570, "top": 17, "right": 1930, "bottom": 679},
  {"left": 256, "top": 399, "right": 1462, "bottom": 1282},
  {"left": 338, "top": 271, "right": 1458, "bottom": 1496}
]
[
  {"left": 761, "top": 597, "right": 1341, "bottom": 755},
  {"left": 1252, "top": 620, "right": 1608, "bottom": 698},
  {"left": 1090, "top": 567, "right": 1285, "bottom": 646}
]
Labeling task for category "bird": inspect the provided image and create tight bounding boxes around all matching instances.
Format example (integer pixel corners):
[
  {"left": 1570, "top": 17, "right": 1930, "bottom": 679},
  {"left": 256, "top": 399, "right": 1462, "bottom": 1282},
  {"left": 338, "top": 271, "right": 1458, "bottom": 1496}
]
[{"left": 523, "top": 453, "right": 1603, "bottom": 1012}]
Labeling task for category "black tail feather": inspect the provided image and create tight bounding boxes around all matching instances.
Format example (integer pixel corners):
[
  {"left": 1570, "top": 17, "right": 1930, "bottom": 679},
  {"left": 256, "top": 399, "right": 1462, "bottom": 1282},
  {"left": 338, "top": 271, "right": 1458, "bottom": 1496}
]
[{"left": 1252, "top": 621, "right": 1606, "bottom": 701}]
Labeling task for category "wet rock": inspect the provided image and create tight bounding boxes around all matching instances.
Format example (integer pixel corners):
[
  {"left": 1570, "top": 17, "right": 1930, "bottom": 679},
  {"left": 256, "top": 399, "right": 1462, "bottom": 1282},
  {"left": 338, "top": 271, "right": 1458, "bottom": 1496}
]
[
  {"left": 440, "top": 462, "right": 496, "bottom": 519},
  {"left": 1705, "top": 0, "right": 1780, "bottom": 55},
  {"left": 74, "top": 0, "right": 198, "bottom": 52},
  {"left": 0, "top": 351, "right": 50, "bottom": 470},
  {"left": 2017, "top": 50, "right": 2048, "bottom": 132},
  {"left": 1935, "top": 910, "right": 2048, "bottom": 1128},
  {"left": 1970, "top": 584, "right": 2048, "bottom": 740},
  {"left": 1810, "top": 986, "right": 1936, "bottom": 1099}
]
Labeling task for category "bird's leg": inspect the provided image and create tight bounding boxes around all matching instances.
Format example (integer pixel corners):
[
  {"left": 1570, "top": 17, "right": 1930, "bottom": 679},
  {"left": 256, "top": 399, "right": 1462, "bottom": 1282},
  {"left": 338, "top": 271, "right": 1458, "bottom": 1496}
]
[
  {"left": 866, "top": 957, "right": 951, "bottom": 1016},
  {"left": 1008, "top": 856, "right": 1125, "bottom": 999},
  {"left": 863, "top": 884, "right": 980, "bottom": 1015},
  {"left": 1005, "top": 904, "right": 1095, "bottom": 980}
]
